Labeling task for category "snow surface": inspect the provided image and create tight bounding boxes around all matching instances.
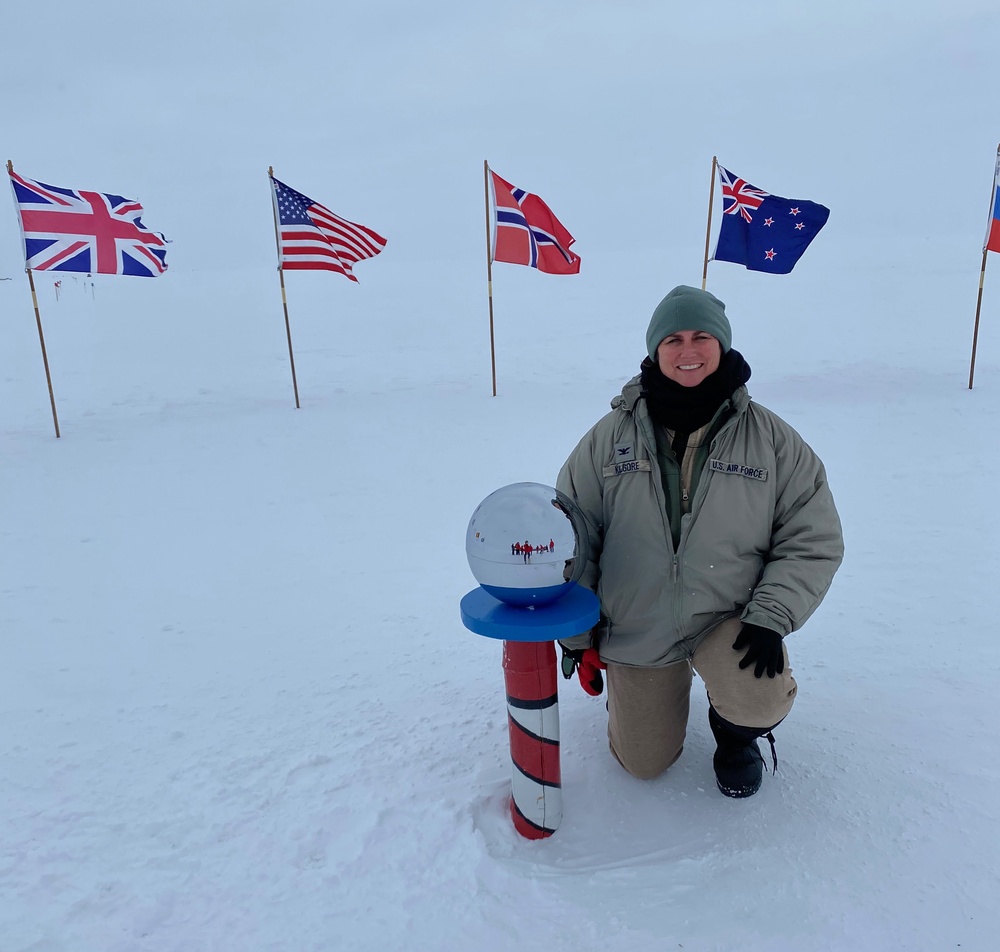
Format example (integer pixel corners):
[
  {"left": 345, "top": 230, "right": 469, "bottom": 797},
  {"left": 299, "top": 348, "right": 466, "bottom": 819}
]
[{"left": 3, "top": 2, "right": 1000, "bottom": 950}]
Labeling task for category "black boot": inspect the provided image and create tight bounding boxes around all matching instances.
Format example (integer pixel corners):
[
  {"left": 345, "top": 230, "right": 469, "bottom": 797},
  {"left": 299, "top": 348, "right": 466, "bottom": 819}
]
[{"left": 708, "top": 706, "right": 778, "bottom": 799}]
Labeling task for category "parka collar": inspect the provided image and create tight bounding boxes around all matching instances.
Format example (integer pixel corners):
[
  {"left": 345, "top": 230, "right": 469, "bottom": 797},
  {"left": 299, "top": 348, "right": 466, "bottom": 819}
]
[{"left": 612, "top": 373, "right": 751, "bottom": 417}]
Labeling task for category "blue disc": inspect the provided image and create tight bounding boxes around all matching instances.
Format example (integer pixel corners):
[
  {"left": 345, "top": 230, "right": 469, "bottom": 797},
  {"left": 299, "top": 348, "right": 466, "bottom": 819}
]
[{"left": 460, "top": 583, "right": 600, "bottom": 642}]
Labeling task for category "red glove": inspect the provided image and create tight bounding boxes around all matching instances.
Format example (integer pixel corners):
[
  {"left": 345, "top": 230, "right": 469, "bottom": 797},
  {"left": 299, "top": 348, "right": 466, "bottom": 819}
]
[{"left": 560, "top": 646, "right": 607, "bottom": 696}]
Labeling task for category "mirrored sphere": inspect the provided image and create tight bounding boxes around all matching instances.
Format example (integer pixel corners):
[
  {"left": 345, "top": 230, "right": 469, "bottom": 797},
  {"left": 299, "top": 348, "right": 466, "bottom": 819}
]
[{"left": 466, "top": 482, "right": 590, "bottom": 607}]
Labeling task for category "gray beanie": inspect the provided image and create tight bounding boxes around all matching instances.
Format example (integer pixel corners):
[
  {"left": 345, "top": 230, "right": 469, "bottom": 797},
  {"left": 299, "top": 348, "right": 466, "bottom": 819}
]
[{"left": 645, "top": 285, "right": 732, "bottom": 360}]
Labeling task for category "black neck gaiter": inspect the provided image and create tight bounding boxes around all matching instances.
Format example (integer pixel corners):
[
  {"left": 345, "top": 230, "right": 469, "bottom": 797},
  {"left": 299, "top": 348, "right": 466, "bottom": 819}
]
[{"left": 639, "top": 349, "right": 752, "bottom": 433}]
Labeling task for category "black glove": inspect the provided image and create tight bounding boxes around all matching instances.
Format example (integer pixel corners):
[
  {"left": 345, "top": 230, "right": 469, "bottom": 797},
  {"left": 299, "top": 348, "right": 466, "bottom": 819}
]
[{"left": 732, "top": 623, "right": 785, "bottom": 679}]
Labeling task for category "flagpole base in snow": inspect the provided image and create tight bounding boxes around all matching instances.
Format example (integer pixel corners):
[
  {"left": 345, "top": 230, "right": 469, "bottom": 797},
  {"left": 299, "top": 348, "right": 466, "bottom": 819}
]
[{"left": 460, "top": 584, "right": 600, "bottom": 839}]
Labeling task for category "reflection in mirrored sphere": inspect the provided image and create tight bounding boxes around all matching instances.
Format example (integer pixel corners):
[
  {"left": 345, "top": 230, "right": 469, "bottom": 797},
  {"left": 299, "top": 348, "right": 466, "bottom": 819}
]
[{"left": 466, "top": 482, "right": 590, "bottom": 606}]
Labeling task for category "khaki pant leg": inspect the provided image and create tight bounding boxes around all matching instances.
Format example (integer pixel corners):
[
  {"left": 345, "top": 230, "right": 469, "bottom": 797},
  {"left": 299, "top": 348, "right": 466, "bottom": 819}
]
[
  {"left": 606, "top": 660, "right": 692, "bottom": 780},
  {"left": 691, "top": 616, "right": 797, "bottom": 729}
]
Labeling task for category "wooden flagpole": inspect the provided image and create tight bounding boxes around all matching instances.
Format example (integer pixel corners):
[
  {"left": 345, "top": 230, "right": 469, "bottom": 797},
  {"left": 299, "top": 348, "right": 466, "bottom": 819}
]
[
  {"left": 26, "top": 268, "right": 61, "bottom": 438},
  {"left": 8, "top": 159, "right": 60, "bottom": 437},
  {"left": 268, "top": 166, "right": 300, "bottom": 408},
  {"left": 701, "top": 155, "right": 718, "bottom": 291},
  {"left": 969, "top": 248, "right": 989, "bottom": 390},
  {"left": 969, "top": 142, "right": 1000, "bottom": 390},
  {"left": 484, "top": 159, "right": 498, "bottom": 397}
]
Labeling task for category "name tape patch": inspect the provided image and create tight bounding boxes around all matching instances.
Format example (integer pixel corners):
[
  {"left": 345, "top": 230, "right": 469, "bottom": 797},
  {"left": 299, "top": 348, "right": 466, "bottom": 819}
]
[
  {"left": 603, "top": 458, "right": 652, "bottom": 477},
  {"left": 710, "top": 459, "right": 768, "bottom": 481}
]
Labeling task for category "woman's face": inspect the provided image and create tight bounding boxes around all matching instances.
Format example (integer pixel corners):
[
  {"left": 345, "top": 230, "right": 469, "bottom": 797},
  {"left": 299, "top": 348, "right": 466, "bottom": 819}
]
[{"left": 656, "top": 330, "right": 722, "bottom": 387}]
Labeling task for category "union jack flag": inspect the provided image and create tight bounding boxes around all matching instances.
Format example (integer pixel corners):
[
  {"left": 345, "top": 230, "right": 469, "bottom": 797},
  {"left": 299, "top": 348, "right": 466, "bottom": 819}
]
[
  {"left": 8, "top": 170, "right": 168, "bottom": 277},
  {"left": 489, "top": 169, "right": 580, "bottom": 275},
  {"left": 720, "top": 167, "right": 769, "bottom": 223},
  {"left": 270, "top": 176, "right": 386, "bottom": 282},
  {"left": 713, "top": 164, "right": 829, "bottom": 275}
]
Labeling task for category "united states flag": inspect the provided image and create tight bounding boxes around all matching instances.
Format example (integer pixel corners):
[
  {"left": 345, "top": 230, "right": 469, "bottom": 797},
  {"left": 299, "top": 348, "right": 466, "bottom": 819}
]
[
  {"left": 8, "top": 170, "right": 168, "bottom": 277},
  {"left": 271, "top": 177, "right": 386, "bottom": 281},
  {"left": 489, "top": 169, "right": 580, "bottom": 275}
]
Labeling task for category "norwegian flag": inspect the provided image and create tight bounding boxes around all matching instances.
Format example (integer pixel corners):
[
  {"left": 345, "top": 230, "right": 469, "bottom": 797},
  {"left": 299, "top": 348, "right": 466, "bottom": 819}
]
[
  {"left": 8, "top": 170, "right": 168, "bottom": 277},
  {"left": 713, "top": 164, "right": 829, "bottom": 275},
  {"left": 489, "top": 170, "right": 580, "bottom": 275},
  {"left": 271, "top": 176, "right": 386, "bottom": 282}
]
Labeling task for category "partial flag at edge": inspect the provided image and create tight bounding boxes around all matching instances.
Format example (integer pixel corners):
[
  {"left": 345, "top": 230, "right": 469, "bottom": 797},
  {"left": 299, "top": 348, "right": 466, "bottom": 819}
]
[{"left": 984, "top": 150, "right": 1000, "bottom": 254}]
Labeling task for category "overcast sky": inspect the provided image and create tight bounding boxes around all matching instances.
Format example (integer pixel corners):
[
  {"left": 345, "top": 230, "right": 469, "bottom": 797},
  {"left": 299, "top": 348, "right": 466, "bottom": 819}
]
[
  {"left": 4, "top": 1, "right": 997, "bottom": 276},
  {"left": 4, "top": 1, "right": 999, "bottom": 389}
]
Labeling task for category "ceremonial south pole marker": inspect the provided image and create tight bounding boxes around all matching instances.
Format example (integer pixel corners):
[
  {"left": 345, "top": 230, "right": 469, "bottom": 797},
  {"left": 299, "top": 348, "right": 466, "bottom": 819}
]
[{"left": 461, "top": 483, "right": 599, "bottom": 839}]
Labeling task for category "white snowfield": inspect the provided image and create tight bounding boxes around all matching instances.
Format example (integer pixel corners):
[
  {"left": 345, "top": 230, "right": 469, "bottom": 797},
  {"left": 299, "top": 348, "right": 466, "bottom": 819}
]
[{"left": 2, "top": 2, "right": 999, "bottom": 950}]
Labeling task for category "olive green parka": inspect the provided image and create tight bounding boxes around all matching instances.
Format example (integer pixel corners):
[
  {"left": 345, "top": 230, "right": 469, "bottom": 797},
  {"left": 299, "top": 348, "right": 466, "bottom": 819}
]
[{"left": 556, "top": 375, "right": 844, "bottom": 666}]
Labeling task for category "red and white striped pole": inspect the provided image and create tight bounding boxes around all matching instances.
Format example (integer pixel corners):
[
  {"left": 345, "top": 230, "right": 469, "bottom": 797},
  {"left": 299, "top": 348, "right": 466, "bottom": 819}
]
[
  {"left": 503, "top": 640, "right": 561, "bottom": 838},
  {"left": 460, "top": 584, "right": 598, "bottom": 840},
  {"left": 462, "top": 481, "right": 599, "bottom": 840}
]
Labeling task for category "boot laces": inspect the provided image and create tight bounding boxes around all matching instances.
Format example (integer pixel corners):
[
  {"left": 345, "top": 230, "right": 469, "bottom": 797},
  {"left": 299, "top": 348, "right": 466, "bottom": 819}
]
[{"left": 763, "top": 731, "right": 778, "bottom": 775}]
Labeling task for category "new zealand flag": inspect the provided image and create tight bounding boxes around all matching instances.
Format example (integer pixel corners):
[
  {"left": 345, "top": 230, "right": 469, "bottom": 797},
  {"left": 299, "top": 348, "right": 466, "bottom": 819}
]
[{"left": 713, "top": 166, "right": 829, "bottom": 275}]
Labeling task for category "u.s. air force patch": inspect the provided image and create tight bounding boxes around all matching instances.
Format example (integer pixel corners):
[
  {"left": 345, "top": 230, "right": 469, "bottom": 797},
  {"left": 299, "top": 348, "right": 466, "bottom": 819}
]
[
  {"left": 710, "top": 459, "right": 768, "bottom": 480},
  {"left": 603, "top": 445, "right": 651, "bottom": 477}
]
